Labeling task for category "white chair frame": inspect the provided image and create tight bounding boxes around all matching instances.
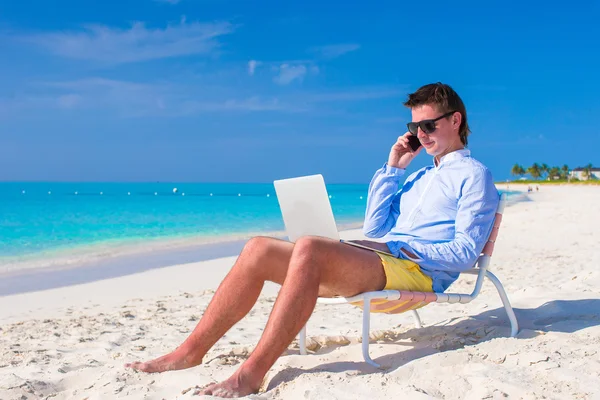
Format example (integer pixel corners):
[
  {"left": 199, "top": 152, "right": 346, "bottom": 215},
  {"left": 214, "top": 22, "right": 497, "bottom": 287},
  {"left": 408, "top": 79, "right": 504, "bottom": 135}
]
[{"left": 298, "top": 194, "right": 518, "bottom": 367}]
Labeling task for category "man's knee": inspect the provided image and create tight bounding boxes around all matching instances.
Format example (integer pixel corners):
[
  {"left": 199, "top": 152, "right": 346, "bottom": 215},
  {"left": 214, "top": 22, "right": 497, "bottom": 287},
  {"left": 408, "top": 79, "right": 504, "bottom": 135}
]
[
  {"left": 293, "top": 236, "right": 322, "bottom": 257},
  {"left": 290, "top": 236, "right": 329, "bottom": 273},
  {"left": 242, "top": 236, "right": 274, "bottom": 262},
  {"left": 237, "top": 236, "right": 296, "bottom": 285}
]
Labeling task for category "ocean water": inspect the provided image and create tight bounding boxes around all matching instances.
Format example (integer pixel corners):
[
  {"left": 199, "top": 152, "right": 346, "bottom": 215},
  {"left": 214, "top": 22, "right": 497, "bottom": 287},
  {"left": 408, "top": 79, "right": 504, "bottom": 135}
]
[
  {"left": 0, "top": 182, "right": 370, "bottom": 272},
  {"left": 0, "top": 182, "right": 522, "bottom": 274}
]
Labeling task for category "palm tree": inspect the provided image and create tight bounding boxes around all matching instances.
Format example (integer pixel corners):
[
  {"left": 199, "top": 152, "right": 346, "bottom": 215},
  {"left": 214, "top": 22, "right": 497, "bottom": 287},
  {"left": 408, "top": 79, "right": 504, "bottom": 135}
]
[
  {"left": 540, "top": 163, "right": 550, "bottom": 180},
  {"left": 549, "top": 167, "right": 560, "bottom": 180},
  {"left": 560, "top": 164, "right": 570, "bottom": 180},
  {"left": 527, "top": 163, "right": 542, "bottom": 180},
  {"left": 511, "top": 163, "right": 525, "bottom": 179},
  {"left": 582, "top": 163, "right": 594, "bottom": 180}
]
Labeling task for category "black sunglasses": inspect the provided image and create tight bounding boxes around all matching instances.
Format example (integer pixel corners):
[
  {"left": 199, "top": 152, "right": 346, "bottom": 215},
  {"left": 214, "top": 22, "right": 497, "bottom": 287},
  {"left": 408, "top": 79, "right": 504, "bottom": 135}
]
[{"left": 407, "top": 111, "right": 456, "bottom": 135}]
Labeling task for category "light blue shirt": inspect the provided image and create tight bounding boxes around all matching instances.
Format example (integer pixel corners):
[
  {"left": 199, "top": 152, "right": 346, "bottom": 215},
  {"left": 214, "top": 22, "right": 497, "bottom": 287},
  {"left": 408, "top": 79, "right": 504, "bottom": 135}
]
[{"left": 363, "top": 149, "right": 499, "bottom": 293}]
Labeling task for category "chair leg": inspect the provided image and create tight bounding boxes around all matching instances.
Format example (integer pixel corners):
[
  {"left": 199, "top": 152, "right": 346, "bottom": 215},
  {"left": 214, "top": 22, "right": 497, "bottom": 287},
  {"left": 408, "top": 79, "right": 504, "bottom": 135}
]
[
  {"left": 299, "top": 325, "right": 307, "bottom": 355},
  {"left": 362, "top": 298, "right": 379, "bottom": 368},
  {"left": 485, "top": 271, "right": 519, "bottom": 337},
  {"left": 411, "top": 310, "right": 422, "bottom": 328}
]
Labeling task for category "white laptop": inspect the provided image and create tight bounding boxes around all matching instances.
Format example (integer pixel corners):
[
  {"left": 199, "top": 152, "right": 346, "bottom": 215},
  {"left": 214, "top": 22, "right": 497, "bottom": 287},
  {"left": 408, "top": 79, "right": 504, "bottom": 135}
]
[{"left": 273, "top": 174, "right": 394, "bottom": 256}]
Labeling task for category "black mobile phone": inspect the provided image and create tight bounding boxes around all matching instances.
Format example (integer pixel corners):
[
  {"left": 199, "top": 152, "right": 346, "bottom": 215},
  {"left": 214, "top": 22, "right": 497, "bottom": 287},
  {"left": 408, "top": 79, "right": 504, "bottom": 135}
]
[{"left": 408, "top": 135, "right": 421, "bottom": 151}]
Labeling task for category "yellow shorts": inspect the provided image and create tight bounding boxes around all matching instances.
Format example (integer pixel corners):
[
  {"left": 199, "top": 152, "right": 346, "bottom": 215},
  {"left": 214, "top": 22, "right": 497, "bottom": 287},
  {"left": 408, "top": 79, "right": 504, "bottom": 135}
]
[
  {"left": 378, "top": 252, "right": 433, "bottom": 292},
  {"left": 351, "top": 251, "right": 433, "bottom": 314}
]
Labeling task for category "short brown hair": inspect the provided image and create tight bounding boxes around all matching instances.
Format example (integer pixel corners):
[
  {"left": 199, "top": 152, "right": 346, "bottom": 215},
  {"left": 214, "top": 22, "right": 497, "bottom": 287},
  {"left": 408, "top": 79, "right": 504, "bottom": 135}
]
[{"left": 403, "top": 82, "right": 471, "bottom": 146}]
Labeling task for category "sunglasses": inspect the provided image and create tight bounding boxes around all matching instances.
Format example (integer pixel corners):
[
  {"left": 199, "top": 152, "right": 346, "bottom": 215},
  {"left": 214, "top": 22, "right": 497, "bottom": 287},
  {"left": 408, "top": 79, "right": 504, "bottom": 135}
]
[{"left": 406, "top": 111, "right": 456, "bottom": 135}]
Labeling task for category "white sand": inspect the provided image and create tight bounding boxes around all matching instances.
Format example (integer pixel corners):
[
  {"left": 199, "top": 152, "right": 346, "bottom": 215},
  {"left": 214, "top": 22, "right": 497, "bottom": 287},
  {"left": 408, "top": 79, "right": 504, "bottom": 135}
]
[{"left": 1, "top": 185, "right": 599, "bottom": 399}]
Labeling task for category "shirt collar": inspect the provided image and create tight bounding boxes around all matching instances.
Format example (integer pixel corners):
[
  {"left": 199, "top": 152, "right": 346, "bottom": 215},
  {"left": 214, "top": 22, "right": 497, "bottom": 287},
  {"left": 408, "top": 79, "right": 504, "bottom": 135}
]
[{"left": 433, "top": 148, "right": 471, "bottom": 168}]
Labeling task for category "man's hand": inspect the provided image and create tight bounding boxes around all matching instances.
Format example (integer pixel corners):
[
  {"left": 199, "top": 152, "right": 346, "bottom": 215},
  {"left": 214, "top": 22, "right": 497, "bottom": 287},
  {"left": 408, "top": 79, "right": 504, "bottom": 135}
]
[{"left": 387, "top": 132, "right": 423, "bottom": 169}]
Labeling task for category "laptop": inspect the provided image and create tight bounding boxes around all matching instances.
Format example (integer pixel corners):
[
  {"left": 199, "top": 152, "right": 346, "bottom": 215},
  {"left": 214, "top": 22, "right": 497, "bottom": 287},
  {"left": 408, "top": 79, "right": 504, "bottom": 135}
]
[{"left": 273, "top": 174, "right": 394, "bottom": 256}]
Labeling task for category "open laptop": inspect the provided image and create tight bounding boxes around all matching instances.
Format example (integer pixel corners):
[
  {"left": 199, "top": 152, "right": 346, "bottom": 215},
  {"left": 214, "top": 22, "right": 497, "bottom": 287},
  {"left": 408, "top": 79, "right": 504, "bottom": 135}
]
[{"left": 273, "top": 174, "right": 394, "bottom": 256}]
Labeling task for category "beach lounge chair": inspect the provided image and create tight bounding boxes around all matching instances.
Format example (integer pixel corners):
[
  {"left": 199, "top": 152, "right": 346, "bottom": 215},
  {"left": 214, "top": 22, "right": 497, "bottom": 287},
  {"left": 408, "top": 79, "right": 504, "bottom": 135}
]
[{"left": 298, "top": 193, "right": 518, "bottom": 367}]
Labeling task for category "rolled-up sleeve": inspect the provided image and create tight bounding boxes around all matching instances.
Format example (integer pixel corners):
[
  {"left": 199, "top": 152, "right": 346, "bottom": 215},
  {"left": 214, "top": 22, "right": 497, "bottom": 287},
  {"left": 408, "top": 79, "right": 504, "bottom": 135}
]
[{"left": 362, "top": 163, "right": 405, "bottom": 238}]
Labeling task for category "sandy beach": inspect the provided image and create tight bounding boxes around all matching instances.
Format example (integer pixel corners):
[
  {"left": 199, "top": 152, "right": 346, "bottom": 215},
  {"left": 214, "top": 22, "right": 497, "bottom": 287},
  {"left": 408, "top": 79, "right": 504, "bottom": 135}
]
[{"left": 1, "top": 185, "right": 599, "bottom": 400}]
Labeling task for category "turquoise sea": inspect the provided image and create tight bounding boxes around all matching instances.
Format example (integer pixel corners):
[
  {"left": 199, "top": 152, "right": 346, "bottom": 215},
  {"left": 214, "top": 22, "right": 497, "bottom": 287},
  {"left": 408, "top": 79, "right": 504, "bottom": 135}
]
[
  {"left": 0, "top": 182, "right": 521, "bottom": 277},
  {"left": 0, "top": 182, "right": 371, "bottom": 273}
]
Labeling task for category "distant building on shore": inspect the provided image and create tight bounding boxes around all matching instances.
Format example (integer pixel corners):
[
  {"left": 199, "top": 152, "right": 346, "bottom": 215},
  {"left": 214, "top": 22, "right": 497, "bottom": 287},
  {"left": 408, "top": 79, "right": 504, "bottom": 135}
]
[{"left": 570, "top": 167, "right": 600, "bottom": 180}]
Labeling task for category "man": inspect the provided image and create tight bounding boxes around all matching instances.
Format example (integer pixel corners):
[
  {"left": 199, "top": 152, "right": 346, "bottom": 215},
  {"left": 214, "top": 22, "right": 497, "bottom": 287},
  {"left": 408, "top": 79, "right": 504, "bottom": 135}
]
[{"left": 125, "top": 82, "right": 499, "bottom": 397}]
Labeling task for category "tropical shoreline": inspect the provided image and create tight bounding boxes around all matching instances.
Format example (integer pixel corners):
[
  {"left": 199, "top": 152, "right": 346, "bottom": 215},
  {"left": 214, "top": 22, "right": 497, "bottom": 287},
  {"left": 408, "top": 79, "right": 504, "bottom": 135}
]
[
  {"left": 0, "top": 186, "right": 525, "bottom": 295},
  {"left": 0, "top": 220, "right": 364, "bottom": 277}
]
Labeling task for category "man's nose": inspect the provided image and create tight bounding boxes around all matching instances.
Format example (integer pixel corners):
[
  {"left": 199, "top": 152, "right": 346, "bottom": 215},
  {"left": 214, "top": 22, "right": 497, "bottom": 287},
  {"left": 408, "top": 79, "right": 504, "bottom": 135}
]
[{"left": 417, "top": 129, "right": 428, "bottom": 139}]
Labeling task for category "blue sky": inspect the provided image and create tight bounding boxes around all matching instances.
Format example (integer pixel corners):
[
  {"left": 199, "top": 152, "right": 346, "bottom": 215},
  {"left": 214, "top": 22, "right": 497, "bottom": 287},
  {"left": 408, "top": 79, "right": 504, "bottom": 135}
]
[{"left": 0, "top": 0, "right": 599, "bottom": 183}]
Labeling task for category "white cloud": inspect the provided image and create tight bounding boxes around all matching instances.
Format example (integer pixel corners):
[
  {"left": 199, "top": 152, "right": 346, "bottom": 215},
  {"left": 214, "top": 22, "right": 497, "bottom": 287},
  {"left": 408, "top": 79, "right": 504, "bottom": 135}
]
[
  {"left": 0, "top": 93, "right": 83, "bottom": 116},
  {"left": 3, "top": 77, "right": 403, "bottom": 119},
  {"left": 248, "top": 60, "right": 261, "bottom": 76},
  {"left": 180, "top": 96, "right": 302, "bottom": 113},
  {"left": 273, "top": 64, "right": 307, "bottom": 85},
  {"left": 56, "top": 94, "right": 82, "bottom": 109},
  {"left": 37, "top": 78, "right": 172, "bottom": 116},
  {"left": 308, "top": 88, "right": 402, "bottom": 102},
  {"left": 247, "top": 59, "right": 315, "bottom": 82},
  {"left": 18, "top": 20, "right": 234, "bottom": 64},
  {"left": 35, "top": 78, "right": 305, "bottom": 116},
  {"left": 309, "top": 43, "right": 360, "bottom": 59},
  {"left": 43, "top": 78, "right": 155, "bottom": 91}
]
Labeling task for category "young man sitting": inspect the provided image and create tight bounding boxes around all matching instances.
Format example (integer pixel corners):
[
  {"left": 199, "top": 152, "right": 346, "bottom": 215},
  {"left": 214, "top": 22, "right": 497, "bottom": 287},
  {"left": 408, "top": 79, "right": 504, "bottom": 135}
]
[{"left": 125, "top": 82, "right": 499, "bottom": 398}]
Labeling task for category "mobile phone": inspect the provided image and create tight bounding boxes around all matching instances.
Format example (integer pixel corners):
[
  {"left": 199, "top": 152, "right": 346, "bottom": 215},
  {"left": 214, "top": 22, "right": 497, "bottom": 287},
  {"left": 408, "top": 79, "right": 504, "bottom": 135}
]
[{"left": 408, "top": 135, "right": 421, "bottom": 151}]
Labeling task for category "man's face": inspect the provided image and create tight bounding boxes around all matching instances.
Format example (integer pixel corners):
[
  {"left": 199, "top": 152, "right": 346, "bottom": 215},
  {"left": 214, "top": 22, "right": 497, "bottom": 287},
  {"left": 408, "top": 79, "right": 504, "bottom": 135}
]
[{"left": 411, "top": 104, "right": 462, "bottom": 158}]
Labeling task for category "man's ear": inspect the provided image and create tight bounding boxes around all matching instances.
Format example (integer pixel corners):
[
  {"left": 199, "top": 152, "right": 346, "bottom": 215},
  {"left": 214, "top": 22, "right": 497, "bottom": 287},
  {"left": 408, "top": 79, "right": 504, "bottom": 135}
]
[{"left": 453, "top": 112, "right": 462, "bottom": 130}]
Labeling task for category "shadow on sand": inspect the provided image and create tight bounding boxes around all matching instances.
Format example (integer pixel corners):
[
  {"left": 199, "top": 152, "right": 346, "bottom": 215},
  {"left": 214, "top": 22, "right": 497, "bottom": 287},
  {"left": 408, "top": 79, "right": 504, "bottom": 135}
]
[{"left": 266, "top": 298, "right": 600, "bottom": 390}]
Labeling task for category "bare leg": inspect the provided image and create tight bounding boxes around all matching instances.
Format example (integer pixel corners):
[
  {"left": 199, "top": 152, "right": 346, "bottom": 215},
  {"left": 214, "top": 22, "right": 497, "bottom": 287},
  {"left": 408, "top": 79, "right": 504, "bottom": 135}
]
[
  {"left": 125, "top": 236, "right": 294, "bottom": 372},
  {"left": 198, "top": 236, "right": 387, "bottom": 397}
]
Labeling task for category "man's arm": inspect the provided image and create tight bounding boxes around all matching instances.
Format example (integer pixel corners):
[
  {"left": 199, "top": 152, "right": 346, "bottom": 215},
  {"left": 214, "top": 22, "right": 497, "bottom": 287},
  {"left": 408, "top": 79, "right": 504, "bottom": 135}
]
[
  {"left": 363, "top": 132, "right": 424, "bottom": 238},
  {"left": 393, "top": 167, "right": 499, "bottom": 272},
  {"left": 362, "top": 163, "right": 405, "bottom": 238}
]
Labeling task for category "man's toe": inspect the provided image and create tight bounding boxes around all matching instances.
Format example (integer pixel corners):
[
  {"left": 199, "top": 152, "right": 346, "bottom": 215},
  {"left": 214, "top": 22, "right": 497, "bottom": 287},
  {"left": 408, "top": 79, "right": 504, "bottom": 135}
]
[
  {"left": 126, "top": 361, "right": 149, "bottom": 371},
  {"left": 194, "top": 383, "right": 215, "bottom": 395}
]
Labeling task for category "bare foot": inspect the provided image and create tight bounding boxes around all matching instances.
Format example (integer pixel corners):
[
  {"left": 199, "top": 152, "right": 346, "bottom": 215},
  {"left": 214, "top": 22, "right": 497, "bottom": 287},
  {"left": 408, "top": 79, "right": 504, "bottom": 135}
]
[
  {"left": 125, "top": 349, "right": 200, "bottom": 373},
  {"left": 194, "top": 371, "right": 261, "bottom": 398}
]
